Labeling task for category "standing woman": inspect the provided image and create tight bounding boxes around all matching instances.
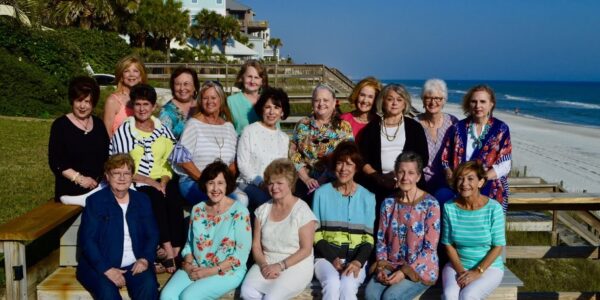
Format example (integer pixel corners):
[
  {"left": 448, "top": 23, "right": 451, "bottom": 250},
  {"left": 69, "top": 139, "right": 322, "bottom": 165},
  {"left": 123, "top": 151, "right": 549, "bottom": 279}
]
[
  {"left": 160, "top": 162, "right": 251, "bottom": 300},
  {"left": 103, "top": 55, "right": 147, "bottom": 137},
  {"left": 365, "top": 152, "right": 440, "bottom": 300},
  {"left": 358, "top": 84, "right": 428, "bottom": 200},
  {"left": 340, "top": 77, "right": 382, "bottom": 142},
  {"left": 49, "top": 76, "right": 109, "bottom": 203},
  {"left": 237, "top": 87, "right": 291, "bottom": 208},
  {"left": 312, "top": 141, "right": 376, "bottom": 300},
  {"left": 241, "top": 159, "right": 318, "bottom": 299},
  {"left": 227, "top": 59, "right": 269, "bottom": 135},
  {"left": 441, "top": 85, "right": 512, "bottom": 210},
  {"left": 441, "top": 161, "right": 506, "bottom": 299},
  {"left": 415, "top": 79, "right": 458, "bottom": 195},
  {"left": 289, "top": 83, "right": 354, "bottom": 202},
  {"left": 159, "top": 67, "right": 199, "bottom": 140}
]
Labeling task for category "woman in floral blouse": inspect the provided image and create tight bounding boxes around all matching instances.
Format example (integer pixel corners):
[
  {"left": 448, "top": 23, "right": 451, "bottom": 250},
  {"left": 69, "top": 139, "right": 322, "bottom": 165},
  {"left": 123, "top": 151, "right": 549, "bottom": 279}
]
[
  {"left": 289, "top": 83, "right": 354, "bottom": 204},
  {"left": 160, "top": 161, "right": 251, "bottom": 300},
  {"left": 365, "top": 152, "right": 441, "bottom": 300}
]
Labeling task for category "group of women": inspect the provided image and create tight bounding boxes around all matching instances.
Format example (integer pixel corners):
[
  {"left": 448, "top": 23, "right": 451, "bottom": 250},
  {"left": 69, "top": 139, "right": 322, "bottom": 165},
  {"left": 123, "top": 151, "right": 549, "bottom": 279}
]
[{"left": 48, "top": 55, "right": 512, "bottom": 300}]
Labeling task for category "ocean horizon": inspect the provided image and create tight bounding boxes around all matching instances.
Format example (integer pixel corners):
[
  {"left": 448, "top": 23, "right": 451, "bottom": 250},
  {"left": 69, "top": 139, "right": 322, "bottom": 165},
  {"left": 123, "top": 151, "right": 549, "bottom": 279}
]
[{"left": 376, "top": 79, "right": 600, "bottom": 128}]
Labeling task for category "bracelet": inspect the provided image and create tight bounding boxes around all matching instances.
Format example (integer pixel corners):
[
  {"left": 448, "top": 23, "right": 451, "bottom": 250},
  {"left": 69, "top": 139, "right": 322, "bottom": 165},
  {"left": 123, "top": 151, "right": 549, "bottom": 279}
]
[
  {"left": 217, "top": 265, "right": 224, "bottom": 275},
  {"left": 278, "top": 261, "right": 286, "bottom": 271},
  {"left": 477, "top": 266, "right": 485, "bottom": 274}
]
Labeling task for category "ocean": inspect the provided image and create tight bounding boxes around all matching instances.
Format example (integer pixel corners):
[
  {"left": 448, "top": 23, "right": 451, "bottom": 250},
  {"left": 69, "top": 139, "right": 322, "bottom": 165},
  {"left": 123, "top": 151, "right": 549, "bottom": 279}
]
[{"left": 380, "top": 80, "right": 600, "bottom": 128}]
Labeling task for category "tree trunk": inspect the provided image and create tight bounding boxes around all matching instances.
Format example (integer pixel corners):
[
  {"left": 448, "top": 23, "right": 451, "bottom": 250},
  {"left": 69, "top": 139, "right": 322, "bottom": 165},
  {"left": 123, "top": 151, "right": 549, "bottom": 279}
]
[{"left": 166, "top": 39, "right": 171, "bottom": 63}]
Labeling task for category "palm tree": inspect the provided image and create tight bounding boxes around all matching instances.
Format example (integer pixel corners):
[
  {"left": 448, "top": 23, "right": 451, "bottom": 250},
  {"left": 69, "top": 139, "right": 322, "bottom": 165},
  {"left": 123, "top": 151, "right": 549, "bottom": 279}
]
[
  {"left": 147, "top": 0, "right": 189, "bottom": 62},
  {"left": 269, "top": 37, "right": 283, "bottom": 61},
  {"left": 45, "top": 0, "right": 114, "bottom": 29},
  {"left": 191, "top": 9, "right": 220, "bottom": 49},
  {"left": 217, "top": 15, "right": 239, "bottom": 57}
]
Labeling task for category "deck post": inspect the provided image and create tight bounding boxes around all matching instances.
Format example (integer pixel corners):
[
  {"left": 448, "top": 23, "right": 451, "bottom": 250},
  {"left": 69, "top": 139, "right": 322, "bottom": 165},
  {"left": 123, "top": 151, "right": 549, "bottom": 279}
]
[
  {"left": 3, "top": 241, "right": 27, "bottom": 300},
  {"left": 551, "top": 210, "right": 559, "bottom": 246}
]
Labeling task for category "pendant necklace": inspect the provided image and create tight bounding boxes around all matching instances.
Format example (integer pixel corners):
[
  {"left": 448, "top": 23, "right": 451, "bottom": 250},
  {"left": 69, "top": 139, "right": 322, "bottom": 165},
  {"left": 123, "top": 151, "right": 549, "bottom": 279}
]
[
  {"left": 75, "top": 116, "right": 91, "bottom": 135},
  {"left": 381, "top": 116, "right": 402, "bottom": 142},
  {"left": 214, "top": 137, "right": 224, "bottom": 160}
]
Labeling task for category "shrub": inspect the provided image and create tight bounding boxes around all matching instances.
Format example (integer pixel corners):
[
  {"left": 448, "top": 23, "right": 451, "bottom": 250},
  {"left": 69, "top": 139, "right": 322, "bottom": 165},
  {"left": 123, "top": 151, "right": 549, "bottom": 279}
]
[{"left": 132, "top": 47, "right": 167, "bottom": 63}]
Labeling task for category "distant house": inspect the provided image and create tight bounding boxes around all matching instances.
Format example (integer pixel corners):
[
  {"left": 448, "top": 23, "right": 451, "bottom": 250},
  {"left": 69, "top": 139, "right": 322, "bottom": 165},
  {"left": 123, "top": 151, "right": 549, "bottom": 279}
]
[{"left": 179, "top": 0, "right": 278, "bottom": 61}]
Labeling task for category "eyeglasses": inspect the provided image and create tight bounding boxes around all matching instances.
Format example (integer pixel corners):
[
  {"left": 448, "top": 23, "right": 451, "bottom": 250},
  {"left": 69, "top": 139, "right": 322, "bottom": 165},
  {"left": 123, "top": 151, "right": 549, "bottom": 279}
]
[
  {"left": 423, "top": 96, "right": 444, "bottom": 103},
  {"left": 202, "top": 80, "right": 223, "bottom": 88},
  {"left": 110, "top": 171, "right": 132, "bottom": 179}
]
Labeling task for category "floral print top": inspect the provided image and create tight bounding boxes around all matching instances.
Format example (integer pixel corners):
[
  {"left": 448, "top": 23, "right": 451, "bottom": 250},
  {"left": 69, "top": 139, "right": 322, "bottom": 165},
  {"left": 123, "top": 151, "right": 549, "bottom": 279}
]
[
  {"left": 376, "top": 193, "right": 441, "bottom": 285},
  {"left": 181, "top": 200, "right": 252, "bottom": 276},
  {"left": 290, "top": 115, "right": 354, "bottom": 177},
  {"left": 159, "top": 100, "right": 197, "bottom": 140}
]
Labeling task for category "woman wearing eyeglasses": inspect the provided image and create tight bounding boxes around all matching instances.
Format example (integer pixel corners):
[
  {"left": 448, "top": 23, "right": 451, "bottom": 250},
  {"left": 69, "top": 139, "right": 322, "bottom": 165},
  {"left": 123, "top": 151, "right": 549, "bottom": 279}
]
[
  {"left": 289, "top": 84, "right": 354, "bottom": 204},
  {"left": 358, "top": 84, "right": 428, "bottom": 201},
  {"left": 159, "top": 67, "right": 199, "bottom": 141},
  {"left": 415, "top": 79, "right": 458, "bottom": 196}
]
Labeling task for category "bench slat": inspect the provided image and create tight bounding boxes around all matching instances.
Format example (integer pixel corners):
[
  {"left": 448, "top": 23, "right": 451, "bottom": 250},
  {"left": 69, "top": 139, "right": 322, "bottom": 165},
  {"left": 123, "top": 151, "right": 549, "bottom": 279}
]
[{"left": 0, "top": 202, "right": 81, "bottom": 241}]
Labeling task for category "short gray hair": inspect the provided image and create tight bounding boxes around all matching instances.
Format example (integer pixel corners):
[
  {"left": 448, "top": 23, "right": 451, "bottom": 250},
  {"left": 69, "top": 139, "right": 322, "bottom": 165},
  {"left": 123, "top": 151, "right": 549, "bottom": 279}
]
[{"left": 421, "top": 78, "right": 448, "bottom": 100}]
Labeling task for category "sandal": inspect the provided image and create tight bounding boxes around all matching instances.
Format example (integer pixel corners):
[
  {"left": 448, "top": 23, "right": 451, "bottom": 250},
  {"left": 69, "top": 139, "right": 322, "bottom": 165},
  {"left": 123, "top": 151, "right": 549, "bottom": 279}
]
[{"left": 154, "top": 262, "right": 166, "bottom": 274}]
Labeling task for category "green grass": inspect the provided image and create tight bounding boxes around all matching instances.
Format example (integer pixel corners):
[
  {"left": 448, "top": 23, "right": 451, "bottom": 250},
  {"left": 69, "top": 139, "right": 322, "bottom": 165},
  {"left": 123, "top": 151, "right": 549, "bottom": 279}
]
[{"left": 506, "top": 259, "right": 600, "bottom": 292}]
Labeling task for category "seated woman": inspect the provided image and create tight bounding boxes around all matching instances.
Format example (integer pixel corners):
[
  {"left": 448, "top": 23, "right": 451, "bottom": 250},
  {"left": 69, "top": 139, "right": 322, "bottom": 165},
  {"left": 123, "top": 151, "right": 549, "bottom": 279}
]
[
  {"left": 159, "top": 67, "right": 199, "bottom": 140},
  {"left": 227, "top": 59, "right": 269, "bottom": 135},
  {"left": 312, "top": 141, "right": 376, "bottom": 300},
  {"left": 237, "top": 87, "right": 290, "bottom": 209},
  {"left": 241, "top": 158, "right": 318, "bottom": 299},
  {"left": 441, "top": 85, "right": 512, "bottom": 210},
  {"left": 103, "top": 55, "right": 147, "bottom": 138},
  {"left": 110, "top": 84, "right": 183, "bottom": 273},
  {"left": 289, "top": 83, "right": 354, "bottom": 203},
  {"left": 161, "top": 161, "right": 251, "bottom": 300},
  {"left": 358, "top": 84, "right": 428, "bottom": 201},
  {"left": 441, "top": 161, "right": 506, "bottom": 300},
  {"left": 49, "top": 76, "right": 109, "bottom": 205},
  {"left": 365, "top": 152, "right": 440, "bottom": 300},
  {"left": 76, "top": 154, "right": 159, "bottom": 300},
  {"left": 172, "top": 81, "right": 248, "bottom": 206},
  {"left": 340, "top": 77, "right": 382, "bottom": 142},
  {"left": 415, "top": 79, "right": 458, "bottom": 195}
]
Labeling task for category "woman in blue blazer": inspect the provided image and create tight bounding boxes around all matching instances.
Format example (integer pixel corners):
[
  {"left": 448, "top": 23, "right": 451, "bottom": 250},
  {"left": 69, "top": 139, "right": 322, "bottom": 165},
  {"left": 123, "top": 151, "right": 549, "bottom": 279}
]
[{"left": 77, "top": 154, "right": 159, "bottom": 300}]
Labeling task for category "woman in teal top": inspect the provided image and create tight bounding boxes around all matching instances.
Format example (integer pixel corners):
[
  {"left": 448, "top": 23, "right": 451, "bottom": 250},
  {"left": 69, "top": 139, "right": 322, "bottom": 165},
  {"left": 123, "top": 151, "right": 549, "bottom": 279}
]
[
  {"left": 160, "top": 161, "right": 252, "bottom": 300},
  {"left": 227, "top": 59, "right": 269, "bottom": 135},
  {"left": 441, "top": 161, "right": 505, "bottom": 300}
]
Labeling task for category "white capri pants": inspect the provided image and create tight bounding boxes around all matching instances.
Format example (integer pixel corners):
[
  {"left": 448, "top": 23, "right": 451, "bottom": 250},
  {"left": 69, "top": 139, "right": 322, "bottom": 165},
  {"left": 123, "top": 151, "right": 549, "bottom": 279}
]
[
  {"left": 442, "top": 263, "right": 503, "bottom": 300},
  {"left": 314, "top": 258, "right": 367, "bottom": 300}
]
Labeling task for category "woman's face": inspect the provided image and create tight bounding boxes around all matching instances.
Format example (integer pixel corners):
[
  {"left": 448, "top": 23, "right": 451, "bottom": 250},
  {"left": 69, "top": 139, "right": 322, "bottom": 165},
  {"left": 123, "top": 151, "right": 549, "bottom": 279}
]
[
  {"left": 312, "top": 88, "right": 336, "bottom": 120},
  {"left": 106, "top": 165, "right": 133, "bottom": 194},
  {"left": 173, "top": 73, "right": 195, "bottom": 102},
  {"left": 201, "top": 87, "right": 221, "bottom": 117},
  {"left": 335, "top": 157, "right": 357, "bottom": 185},
  {"left": 242, "top": 66, "right": 263, "bottom": 93},
  {"left": 262, "top": 99, "right": 283, "bottom": 128},
  {"left": 121, "top": 64, "right": 142, "bottom": 88},
  {"left": 469, "top": 91, "right": 494, "bottom": 119},
  {"left": 422, "top": 91, "right": 445, "bottom": 115},
  {"left": 72, "top": 95, "right": 93, "bottom": 119},
  {"left": 268, "top": 175, "right": 292, "bottom": 201},
  {"left": 356, "top": 86, "right": 376, "bottom": 114},
  {"left": 383, "top": 90, "right": 406, "bottom": 117},
  {"left": 395, "top": 161, "right": 421, "bottom": 192},
  {"left": 206, "top": 172, "right": 227, "bottom": 204},
  {"left": 133, "top": 99, "right": 156, "bottom": 123},
  {"left": 456, "top": 170, "right": 484, "bottom": 199}
]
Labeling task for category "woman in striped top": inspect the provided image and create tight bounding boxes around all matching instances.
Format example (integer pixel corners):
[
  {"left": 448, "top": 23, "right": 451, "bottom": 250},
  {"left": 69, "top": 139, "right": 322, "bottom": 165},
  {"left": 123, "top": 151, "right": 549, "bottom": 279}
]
[{"left": 441, "top": 161, "right": 506, "bottom": 299}]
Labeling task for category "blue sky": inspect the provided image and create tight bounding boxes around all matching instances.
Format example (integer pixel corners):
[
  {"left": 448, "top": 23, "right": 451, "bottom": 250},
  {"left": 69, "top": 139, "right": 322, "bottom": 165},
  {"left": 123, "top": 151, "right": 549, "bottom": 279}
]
[{"left": 246, "top": 0, "right": 600, "bottom": 81}]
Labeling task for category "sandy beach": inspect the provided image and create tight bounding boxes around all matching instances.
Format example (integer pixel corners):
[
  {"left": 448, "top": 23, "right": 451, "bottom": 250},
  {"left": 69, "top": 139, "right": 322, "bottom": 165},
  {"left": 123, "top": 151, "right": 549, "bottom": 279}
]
[{"left": 443, "top": 104, "right": 600, "bottom": 193}]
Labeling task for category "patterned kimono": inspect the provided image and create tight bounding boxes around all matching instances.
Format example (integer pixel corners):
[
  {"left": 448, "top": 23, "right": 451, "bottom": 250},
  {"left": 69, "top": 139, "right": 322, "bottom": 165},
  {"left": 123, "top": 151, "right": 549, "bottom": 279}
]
[{"left": 441, "top": 117, "right": 512, "bottom": 210}]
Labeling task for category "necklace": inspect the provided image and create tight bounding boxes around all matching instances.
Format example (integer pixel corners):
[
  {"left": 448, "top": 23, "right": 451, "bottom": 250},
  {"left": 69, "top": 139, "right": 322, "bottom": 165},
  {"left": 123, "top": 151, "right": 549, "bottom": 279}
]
[
  {"left": 74, "top": 115, "right": 91, "bottom": 135},
  {"left": 468, "top": 121, "right": 490, "bottom": 150},
  {"left": 336, "top": 182, "right": 355, "bottom": 197},
  {"left": 381, "top": 116, "right": 402, "bottom": 142},
  {"left": 214, "top": 137, "right": 224, "bottom": 160},
  {"left": 398, "top": 188, "right": 419, "bottom": 206}
]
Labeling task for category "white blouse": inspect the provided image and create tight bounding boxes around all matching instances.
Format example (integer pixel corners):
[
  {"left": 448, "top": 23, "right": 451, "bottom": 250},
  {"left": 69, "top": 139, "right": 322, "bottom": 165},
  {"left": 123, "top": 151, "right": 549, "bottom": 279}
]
[{"left": 380, "top": 122, "right": 406, "bottom": 173}]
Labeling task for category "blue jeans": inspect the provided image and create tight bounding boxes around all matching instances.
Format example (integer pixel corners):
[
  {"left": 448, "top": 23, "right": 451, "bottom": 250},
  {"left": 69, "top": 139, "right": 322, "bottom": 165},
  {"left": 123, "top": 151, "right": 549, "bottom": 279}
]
[
  {"left": 77, "top": 263, "right": 158, "bottom": 300},
  {"left": 238, "top": 182, "right": 270, "bottom": 209},
  {"left": 179, "top": 176, "right": 249, "bottom": 207},
  {"left": 365, "top": 271, "right": 430, "bottom": 300}
]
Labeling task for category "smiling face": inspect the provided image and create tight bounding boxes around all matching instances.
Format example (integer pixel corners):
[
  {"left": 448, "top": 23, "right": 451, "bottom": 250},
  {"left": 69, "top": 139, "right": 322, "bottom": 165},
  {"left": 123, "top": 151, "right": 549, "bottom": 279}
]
[
  {"left": 133, "top": 99, "right": 156, "bottom": 123},
  {"left": 206, "top": 172, "right": 227, "bottom": 204},
  {"left": 242, "top": 66, "right": 263, "bottom": 93},
  {"left": 173, "top": 72, "right": 195, "bottom": 102},
  {"left": 72, "top": 95, "right": 93, "bottom": 119},
  {"left": 469, "top": 90, "right": 494, "bottom": 120},
  {"left": 395, "top": 161, "right": 421, "bottom": 192},
  {"left": 261, "top": 98, "right": 283, "bottom": 128},
  {"left": 335, "top": 157, "right": 357, "bottom": 185},
  {"left": 201, "top": 87, "right": 221, "bottom": 117},
  {"left": 106, "top": 164, "right": 133, "bottom": 194},
  {"left": 422, "top": 91, "right": 446, "bottom": 115},
  {"left": 312, "top": 88, "right": 336, "bottom": 121},
  {"left": 267, "top": 175, "right": 292, "bottom": 201},
  {"left": 121, "top": 64, "right": 142, "bottom": 88},
  {"left": 356, "top": 86, "right": 376, "bottom": 114},
  {"left": 456, "top": 169, "right": 485, "bottom": 199},
  {"left": 383, "top": 90, "right": 406, "bottom": 117}
]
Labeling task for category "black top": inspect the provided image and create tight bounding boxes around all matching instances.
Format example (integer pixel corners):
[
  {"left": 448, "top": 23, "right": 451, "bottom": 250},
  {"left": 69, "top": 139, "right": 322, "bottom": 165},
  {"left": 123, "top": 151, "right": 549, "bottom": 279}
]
[{"left": 48, "top": 115, "right": 109, "bottom": 200}]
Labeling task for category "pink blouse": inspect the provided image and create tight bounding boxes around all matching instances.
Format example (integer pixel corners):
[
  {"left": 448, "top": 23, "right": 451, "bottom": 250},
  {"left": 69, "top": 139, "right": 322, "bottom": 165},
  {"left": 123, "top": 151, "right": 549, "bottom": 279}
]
[{"left": 340, "top": 112, "right": 368, "bottom": 141}]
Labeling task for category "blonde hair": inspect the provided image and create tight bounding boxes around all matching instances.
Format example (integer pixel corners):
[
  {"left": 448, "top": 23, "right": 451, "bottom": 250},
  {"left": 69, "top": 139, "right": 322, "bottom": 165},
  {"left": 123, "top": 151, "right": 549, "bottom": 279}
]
[
  {"left": 199, "top": 82, "right": 233, "bottom": 122},
  {"left": 263, "top": 158, "right": 298, "bottom": 193},
  {"left": 104, "top": 154, "right": 135, "bottom": 174},
  {"left": 115, "top": 55, "right": 147, "bottom": 93},
  {"left": 376, "top": 84, "right": 412, "bottom": 116}
]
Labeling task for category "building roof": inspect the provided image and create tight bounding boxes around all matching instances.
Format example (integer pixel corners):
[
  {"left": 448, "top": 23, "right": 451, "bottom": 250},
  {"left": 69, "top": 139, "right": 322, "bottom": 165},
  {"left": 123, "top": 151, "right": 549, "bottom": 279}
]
[
  {"left": 187, "top": 37, "right": 257, "bottom": 57},
  {"left": 226, "top": 0, "right": 251, "bottom": 12}
]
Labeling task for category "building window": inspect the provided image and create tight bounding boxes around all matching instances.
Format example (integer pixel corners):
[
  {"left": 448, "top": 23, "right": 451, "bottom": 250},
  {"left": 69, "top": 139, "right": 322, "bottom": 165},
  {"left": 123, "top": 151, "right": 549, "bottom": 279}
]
[
  {"left": 192, "top": 0, "right": 197, "bottom": 3},
  {"left": 216, "top": 0, "right": 222, "bottom": 3}
]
